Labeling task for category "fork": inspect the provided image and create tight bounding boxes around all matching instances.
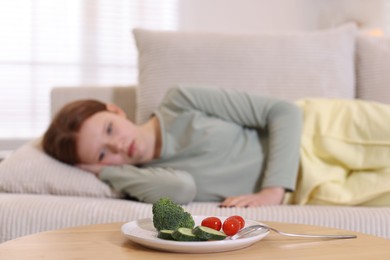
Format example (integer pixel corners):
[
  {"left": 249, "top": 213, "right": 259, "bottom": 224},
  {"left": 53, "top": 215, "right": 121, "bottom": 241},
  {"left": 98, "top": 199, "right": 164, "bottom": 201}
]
[{"left": 230, "top": 224, "right": 357, "bottom": 240}]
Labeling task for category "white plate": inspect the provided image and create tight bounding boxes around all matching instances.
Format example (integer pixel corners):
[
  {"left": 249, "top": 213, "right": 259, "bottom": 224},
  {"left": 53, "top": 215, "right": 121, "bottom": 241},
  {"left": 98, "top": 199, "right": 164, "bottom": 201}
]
[{"left": 121, "top": 215, "right": 269, "bottom": 253}]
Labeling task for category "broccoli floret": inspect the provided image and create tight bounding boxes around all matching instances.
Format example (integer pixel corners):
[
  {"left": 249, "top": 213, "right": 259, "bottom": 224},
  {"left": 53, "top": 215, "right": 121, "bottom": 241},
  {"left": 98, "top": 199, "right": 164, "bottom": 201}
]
[{"left": 152, "top": 198, "right": 195, "bottom": 231}]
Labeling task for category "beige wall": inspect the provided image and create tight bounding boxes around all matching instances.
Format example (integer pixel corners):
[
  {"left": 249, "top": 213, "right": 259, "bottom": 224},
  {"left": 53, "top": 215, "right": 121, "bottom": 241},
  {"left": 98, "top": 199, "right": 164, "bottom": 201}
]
[
  {"left": 177, "top": 0, "right": 387, "bottom": 34},
  {"left": 314, "top": 0, "right": 385, "bottom": 31}
]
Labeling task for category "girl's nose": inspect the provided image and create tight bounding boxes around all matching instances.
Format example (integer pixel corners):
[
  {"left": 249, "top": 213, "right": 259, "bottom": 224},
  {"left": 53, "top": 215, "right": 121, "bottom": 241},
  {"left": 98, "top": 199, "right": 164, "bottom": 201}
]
[{"left": 107, "top": 139, "right": 123, "bottom": 153}]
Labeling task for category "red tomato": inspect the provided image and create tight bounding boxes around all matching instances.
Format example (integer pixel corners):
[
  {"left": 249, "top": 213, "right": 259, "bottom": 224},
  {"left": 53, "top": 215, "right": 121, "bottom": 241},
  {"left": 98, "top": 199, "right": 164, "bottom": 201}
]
[
  {"left": 230, "top": 215, "right": 245, "bottom": 229},
  {"left": 222, "top": 217, "right": 241, "bottom": 236},
  {"left": 201, "top": 217, "right": 222, "bottom": 231}
]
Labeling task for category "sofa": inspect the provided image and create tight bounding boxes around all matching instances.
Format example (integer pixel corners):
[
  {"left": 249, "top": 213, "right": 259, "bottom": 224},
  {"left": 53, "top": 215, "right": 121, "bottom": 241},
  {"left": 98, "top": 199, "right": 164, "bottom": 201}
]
[{"left": 2, "top": 23, "right": 390, "bottom": 243}]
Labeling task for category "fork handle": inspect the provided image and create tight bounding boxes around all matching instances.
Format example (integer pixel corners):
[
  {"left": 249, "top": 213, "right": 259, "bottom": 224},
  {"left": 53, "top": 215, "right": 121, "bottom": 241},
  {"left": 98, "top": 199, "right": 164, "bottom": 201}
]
[
  {"left": 276, "top": 232, "right": 357, "bottom": 239},
  {"left": 268, "top": 227, "right": 357, "bottom": 239}
]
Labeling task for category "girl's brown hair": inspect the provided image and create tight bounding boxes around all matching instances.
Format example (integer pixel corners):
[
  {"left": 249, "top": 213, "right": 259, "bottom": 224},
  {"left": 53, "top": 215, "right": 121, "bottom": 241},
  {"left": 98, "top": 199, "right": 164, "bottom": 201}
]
[{"left": 42, "top": 99, "right": 107, "bottom": 165}]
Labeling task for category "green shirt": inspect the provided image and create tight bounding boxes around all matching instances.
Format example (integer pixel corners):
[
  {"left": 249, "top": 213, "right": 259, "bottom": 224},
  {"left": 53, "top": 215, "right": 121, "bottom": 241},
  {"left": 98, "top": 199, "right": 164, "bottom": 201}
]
[{"left": 99, "top": 86, "right": 302, "bottom": 204}]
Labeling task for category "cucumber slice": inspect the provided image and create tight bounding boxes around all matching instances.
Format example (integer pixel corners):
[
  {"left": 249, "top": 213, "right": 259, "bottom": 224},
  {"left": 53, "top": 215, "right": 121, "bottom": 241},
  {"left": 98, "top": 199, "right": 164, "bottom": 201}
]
[
  {"left": 157, "top": 230, "right": 174, "bottom": 240},
  {"left": 192, "top": 226, "right": 227, "bottom": 240},
  {"left": 171, "top": 228, "right": 204, "bottom": 242}
]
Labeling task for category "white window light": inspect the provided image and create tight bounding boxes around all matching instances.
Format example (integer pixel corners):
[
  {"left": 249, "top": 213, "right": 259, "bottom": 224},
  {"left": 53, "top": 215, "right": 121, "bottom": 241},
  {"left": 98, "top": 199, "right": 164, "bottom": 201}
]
[{"left": 0, "top": 0, "right": 178, "bottom": 149}]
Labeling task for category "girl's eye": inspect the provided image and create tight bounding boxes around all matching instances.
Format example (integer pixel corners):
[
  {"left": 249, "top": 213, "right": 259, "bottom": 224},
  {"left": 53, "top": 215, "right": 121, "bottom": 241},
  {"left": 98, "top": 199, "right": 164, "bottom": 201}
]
[{"left": 107, "top": 122, "right": 113, "bottom": 135}]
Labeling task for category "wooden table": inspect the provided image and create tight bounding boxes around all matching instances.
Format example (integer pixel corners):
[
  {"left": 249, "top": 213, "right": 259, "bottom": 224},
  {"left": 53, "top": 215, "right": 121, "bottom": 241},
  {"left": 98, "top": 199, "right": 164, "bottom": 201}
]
[{"left": 0, "top": 222, "right": 389, "bottom": 259}]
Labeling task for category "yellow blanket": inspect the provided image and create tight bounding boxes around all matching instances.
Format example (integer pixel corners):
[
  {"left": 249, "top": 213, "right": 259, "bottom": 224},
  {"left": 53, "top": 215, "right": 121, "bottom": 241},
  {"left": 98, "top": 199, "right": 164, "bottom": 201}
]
[{"left": 291, "top": 98, "right": 390, "bottom": 206}]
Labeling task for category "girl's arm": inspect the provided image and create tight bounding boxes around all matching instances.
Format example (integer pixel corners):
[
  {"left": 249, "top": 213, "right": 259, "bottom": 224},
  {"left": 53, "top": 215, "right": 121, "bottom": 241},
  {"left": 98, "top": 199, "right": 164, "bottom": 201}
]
[{"left": 98, "top": 165, "right": 197, "bottom": 204}]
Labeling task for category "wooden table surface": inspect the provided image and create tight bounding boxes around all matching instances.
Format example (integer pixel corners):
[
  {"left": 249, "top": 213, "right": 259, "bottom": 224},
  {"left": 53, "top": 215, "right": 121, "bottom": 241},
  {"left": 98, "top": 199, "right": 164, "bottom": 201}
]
[{"left": 0, "top": 221, "right": 389, "bottom": 259}]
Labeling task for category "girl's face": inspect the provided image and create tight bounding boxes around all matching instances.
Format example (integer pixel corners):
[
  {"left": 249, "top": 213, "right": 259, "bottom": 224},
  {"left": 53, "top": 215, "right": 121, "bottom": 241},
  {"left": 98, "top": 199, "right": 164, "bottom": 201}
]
[{"left": 76, "top": 106, "right": 151, "bottom": 166}]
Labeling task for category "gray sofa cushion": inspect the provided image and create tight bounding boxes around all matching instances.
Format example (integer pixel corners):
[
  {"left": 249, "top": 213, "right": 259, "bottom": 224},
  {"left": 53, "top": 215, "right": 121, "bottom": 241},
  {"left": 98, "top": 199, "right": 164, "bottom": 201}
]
[
  {"left": 356, "top": 34, "right": 390, "bottom": 104},
  {"left": 134, "top": 23, "right": 357, "bottom": 123}
]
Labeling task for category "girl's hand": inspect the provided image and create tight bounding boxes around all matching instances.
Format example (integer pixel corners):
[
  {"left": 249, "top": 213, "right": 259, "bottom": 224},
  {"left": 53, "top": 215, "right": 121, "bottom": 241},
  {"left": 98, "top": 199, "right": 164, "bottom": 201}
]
[
  {"left": 77, "top": 164, "right": 104, "bottom": 177},
  {"left": 220, "top": 187, "right": 285, "bottom": 207}
]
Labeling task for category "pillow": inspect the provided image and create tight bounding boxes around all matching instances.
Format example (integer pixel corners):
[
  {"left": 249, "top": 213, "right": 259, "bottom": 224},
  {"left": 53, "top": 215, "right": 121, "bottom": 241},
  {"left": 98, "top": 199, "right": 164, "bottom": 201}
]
[
  {"left": 133, "top": 23, "right": 358, "bottom": 123},
  {"left": 356, "top": 34, "right": 390, "bottom": 104},
  {"left": 0, "top": 139, "right": 119, "bottom": 198}
]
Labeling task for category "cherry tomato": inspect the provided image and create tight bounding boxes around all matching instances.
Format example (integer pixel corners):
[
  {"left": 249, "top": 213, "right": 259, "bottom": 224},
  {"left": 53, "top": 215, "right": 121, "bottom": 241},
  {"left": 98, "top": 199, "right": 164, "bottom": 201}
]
[
  {"left": 222, "top": 217, "right": 241, "bottom": 236},
  {"left": 201, "top": 217, "right": 222, "bottom": 231},
  {"left": 230, "top": 215, "right": 245, "bottom": 229}
]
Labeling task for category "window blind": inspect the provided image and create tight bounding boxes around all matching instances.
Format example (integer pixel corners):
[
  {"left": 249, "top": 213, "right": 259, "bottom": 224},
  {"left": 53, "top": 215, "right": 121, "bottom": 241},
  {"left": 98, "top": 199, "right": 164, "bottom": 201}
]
[{"left": 0, "top": 0, "right": 178, "bottom": 148}]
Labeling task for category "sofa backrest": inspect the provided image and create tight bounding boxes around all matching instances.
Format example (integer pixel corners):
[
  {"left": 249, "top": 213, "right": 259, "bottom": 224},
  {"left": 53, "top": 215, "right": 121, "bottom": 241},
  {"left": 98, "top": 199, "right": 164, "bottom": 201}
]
[
  {"left": 133, "top": 24, "right": 358, "bottom": 123},
  {"left": 356, "top": 34, "right": 390, "bottom": 104}
]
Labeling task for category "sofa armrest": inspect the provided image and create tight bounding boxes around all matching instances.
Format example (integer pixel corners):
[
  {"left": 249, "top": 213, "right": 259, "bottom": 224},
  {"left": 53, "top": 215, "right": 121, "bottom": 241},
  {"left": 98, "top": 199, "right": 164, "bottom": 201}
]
[{"left": 51, "top": 85, "right": 137, "bottom": 121}]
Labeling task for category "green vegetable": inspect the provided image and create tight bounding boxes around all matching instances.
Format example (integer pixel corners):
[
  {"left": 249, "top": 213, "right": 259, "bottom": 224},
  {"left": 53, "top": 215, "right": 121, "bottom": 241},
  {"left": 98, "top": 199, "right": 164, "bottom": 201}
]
[
  {"left": 152, "top": 198, "right": 195, "bottom": 231},
  {"left": 192, "top": 226, "right": 227, "bottom": 240},
  {"left": 171, "top": 228, "right": 204, "bottom": 241},
  {"left": 157, "top": 230, "right": 175, "bottom": 240}
]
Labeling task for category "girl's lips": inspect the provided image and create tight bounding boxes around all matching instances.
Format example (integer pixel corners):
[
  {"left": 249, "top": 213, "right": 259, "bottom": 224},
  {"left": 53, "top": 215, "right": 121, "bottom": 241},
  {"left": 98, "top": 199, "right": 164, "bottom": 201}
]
[{"left": 127, "top": 142, "right": 136, "bottom": 157}]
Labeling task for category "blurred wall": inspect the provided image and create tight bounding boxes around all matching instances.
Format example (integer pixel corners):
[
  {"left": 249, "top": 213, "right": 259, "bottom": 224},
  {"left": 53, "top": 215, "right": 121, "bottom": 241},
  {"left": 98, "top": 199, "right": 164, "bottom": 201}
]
[
  {"left": 314, "top": 0, "right": 385, "bottom": 31},
  {"left": 177, "top": 0, "right": 387, "bottom": 34}
]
